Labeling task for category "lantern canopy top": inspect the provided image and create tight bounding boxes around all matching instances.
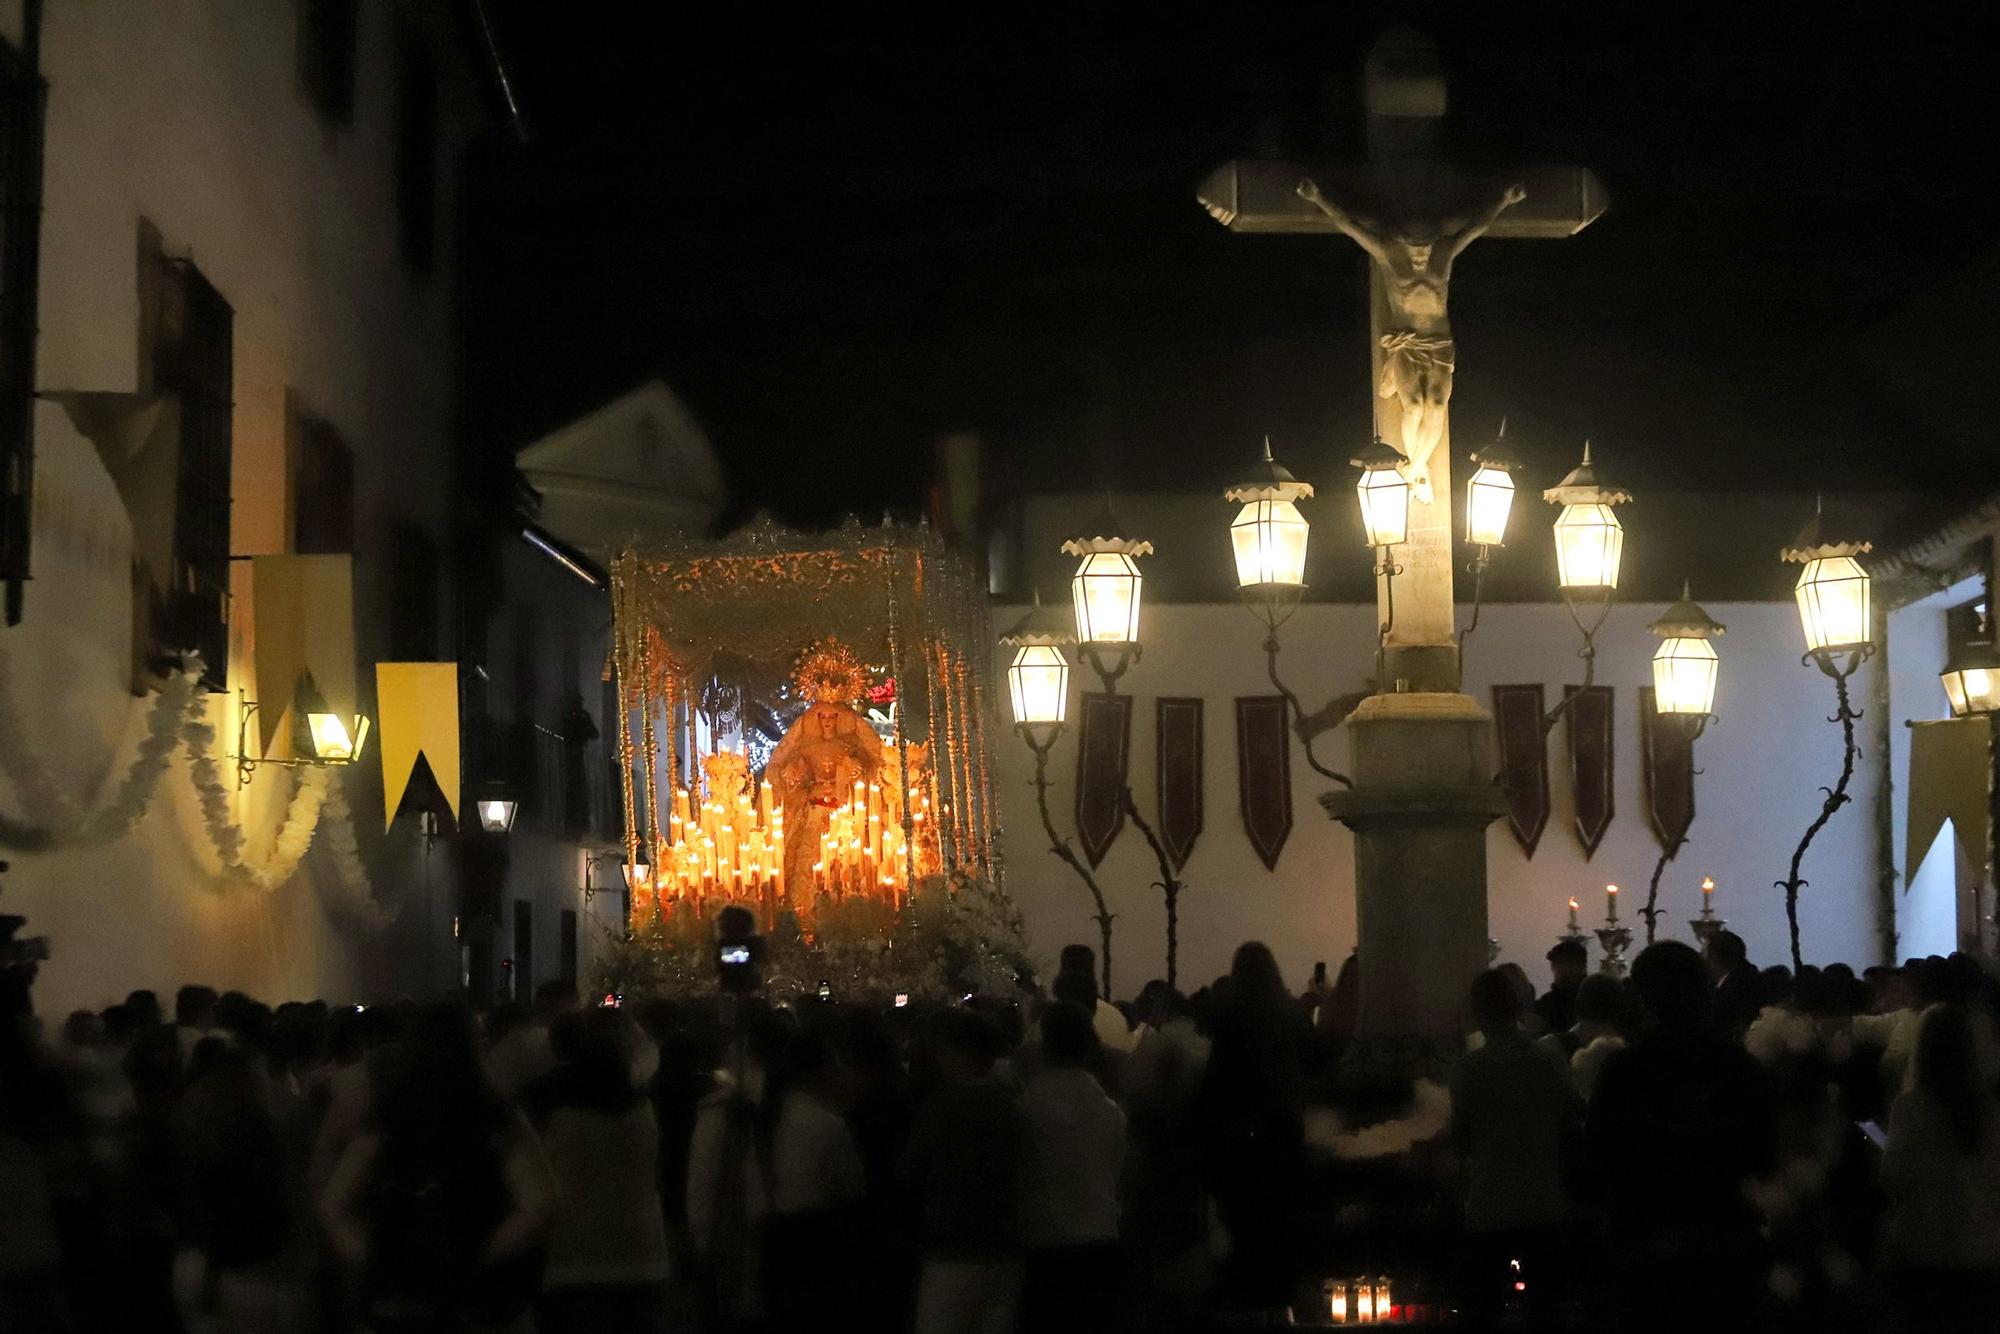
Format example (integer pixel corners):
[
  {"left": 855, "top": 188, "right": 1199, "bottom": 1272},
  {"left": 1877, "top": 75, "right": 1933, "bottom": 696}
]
[
  {"left": 1780, "top": 498, "right": 1873, "bottom": 563},
  {"left": 1468, "top": 418, "right": 1523, "bottom": 475},
  {"left": 997, "top": 590, "right": 1077, "bottom": 648},
  {"left": 1349, "top": 436, "right": 1408, "bottom": 473},
  {"left": 1648, "top": 581, "right": 1727, "bottom": 640},
  {"left": 1542, "top": 440, "right": 1633, "bottom": 507},
  {"left": 1224, "top": 437, "right": 1315, "bottom": 503},
  {"left": 1060, "top": 498, "right": 1154, "bottom": 558}
]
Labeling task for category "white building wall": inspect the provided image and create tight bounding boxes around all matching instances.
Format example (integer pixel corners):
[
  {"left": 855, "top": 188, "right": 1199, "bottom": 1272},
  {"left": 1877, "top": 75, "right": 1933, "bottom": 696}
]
[
  {"left": 992, "top": 598, "right": 1887, "bottom": 999},
  {"left": 0, "top": 2, "right": 475, "bottom": 1015}
]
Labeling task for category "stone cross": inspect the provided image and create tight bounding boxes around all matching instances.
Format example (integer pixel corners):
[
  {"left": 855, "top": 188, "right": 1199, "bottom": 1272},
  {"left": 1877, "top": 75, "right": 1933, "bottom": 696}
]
[{"left": 1198, "top": 28, "right": 1605, "bottom": 690}]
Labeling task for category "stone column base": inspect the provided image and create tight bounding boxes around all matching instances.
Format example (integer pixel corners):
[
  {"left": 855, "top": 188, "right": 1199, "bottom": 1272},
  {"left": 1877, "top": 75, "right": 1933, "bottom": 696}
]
[{"left": 1321, "top": 690, "right": 1507, "bottom": 1044}]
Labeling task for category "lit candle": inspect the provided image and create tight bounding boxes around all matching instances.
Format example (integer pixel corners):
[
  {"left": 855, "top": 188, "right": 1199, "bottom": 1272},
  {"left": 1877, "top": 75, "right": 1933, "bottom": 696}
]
[
  {"left": 1355, "top": 1278, "right": 1375, "bottom": 1323},
  {"left": 1567, "top": 896, "right": 1579, "bottom": 930},
  {"left": 1605, "top": 883, "right": 1619, "bottom": 922},
  {"left": 1329, "top": 1281, "right": 1348, "bottom": 1323},
  {"left": 1702, "top": 875, "right": 1715, "bottom": 903},
  {"left": 1374, "top": 1279, "right": 1391, "bottom": 1321}
]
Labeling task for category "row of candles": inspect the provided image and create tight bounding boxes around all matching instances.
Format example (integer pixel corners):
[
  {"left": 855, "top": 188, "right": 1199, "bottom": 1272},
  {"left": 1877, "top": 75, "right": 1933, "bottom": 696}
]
[
  {"left": 1565, "top": 875, "right": 1718, "bottom": 929},
  {"left": 1327, "top": 1277, "right": 1394, "bottom": 1323},
  {"left": 656, "top": 781, "right": 785, "bottom": 901},
  {"left": 645, "top": 776, "right": 929, "bottom": 903},
  {"left": 804, "top": 780, "right": 925, "bottom": 900}
]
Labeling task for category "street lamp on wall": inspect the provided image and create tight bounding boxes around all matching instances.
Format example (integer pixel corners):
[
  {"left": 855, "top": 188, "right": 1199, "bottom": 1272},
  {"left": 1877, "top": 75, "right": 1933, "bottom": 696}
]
[
  {"left": 1351, "top": 437, "right": 1410, "bottom": 682},
  {"left": 1539, "top": 441, "right": 1633, "bottom": 730},
  {"left": 1459, "top": 421, "right": 1521, "bottom": 645},
  {"left": 1648, "top": 582, "right": 1726, "bottom": 740},
  {"left": 234, "top": 671, "right": 372, "bottom": 787},
  {"left": 1062, "top": 505, "right": 1151, "bottom": 691},
  {"left": 998, "top": 597, "right": 1117, "bottom": 995},
  {"left": 1941, "top": 640, "right": 2000, "bottom": 718},
  {"left": 1639, "top": 583, "right": 1725, "bottom": 944},
  {"left": 474, "top": 782, "right": 520, "bottom": 834},
  {"left": 1224, "top": 439, "right": 1349, "bottom": 788},
  {"left": 1775, "top": 500, "right": 1875, "bottom": 969}
]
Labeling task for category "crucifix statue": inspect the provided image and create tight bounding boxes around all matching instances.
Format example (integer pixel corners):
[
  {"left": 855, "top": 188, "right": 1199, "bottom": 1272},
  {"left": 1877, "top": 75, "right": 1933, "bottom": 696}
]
[
  {"left": 1295, "top": 176, "right": 1526, "bottom": 506},
  {"left": 1198, "top": 28, "right": 1605, "bottom": 1045},
  {"left": 1200, "top": 27, "right": 1605, "bottom": 689}
]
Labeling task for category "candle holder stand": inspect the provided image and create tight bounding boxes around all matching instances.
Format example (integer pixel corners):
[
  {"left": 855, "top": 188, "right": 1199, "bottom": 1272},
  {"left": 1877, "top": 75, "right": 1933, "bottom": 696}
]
[
  {"left": 1690, "top": 907, "right": 1728, "bottom": 953},
  {"left": 1594, "top": 922, "right": 1633, "bottom": 977}
]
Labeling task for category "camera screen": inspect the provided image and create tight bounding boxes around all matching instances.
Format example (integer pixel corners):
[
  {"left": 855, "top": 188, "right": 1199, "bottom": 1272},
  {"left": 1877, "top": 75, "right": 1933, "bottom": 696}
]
[{"left": 719, "top": 945, "right": 752, "bottom": 966}]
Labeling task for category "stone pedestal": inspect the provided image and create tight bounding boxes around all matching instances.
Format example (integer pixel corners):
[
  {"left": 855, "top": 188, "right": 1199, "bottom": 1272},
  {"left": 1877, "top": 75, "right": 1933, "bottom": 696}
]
[{"left": 1321, "top": 690, "right": 1507, "bottom": 1040}]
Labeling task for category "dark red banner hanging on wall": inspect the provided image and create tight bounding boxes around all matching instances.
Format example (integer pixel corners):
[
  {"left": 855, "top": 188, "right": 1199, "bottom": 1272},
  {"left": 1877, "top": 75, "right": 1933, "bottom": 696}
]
[
  {"left": 1236, "top": 695, "right": 1292, "bottom": 871},
  {"left": 1639, "top": 685, "right": 1695, "bottom": 850},
  {"left": 1491, "top": 684, "right": 1551, "bottom": 857},
  {"left": 1565, "top": 684, "right": 1615, "bottom": 858},
  {"left": 1156, "top": 698, "right": 1204, "bottom": 870},
  {"left": 1074, "top": 691, "right": 1132, "bottom": 868}
]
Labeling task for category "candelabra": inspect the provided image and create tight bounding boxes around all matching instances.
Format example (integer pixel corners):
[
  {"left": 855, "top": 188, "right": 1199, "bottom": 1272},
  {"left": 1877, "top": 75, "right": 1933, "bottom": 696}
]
[
  {"left": 1690, "top": 877, "right": 1727, "bottom": 952},
  {"left": 1594, "top": 921, "right": 1634, "bottom": 977}
]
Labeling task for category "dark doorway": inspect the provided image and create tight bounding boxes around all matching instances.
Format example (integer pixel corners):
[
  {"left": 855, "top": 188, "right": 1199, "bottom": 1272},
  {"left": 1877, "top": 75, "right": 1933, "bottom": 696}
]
[{"left": 512, "top": 899, "right": 533, "bottom": 1000}]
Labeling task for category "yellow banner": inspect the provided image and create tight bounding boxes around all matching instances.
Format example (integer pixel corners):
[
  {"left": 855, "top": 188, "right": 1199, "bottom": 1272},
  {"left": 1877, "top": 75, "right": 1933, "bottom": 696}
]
[
  {"left": 375, "top": 663, "right": 460, "bottom": 831},
  {"left": 248, "top": 554, "right": 357, "bottom": 756}
]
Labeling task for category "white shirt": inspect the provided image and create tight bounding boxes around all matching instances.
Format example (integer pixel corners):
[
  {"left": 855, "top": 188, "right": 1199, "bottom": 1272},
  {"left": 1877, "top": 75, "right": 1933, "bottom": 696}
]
[
  {"left": 1018, "top": 1067, "right": 1125, "bottom": 1249},
  {"left": 771, "top": 1092, "right": 865, "bottom": 1215},
  {"left": 1093, "top": 1000, "right": 1137, "bottom": 1054}
]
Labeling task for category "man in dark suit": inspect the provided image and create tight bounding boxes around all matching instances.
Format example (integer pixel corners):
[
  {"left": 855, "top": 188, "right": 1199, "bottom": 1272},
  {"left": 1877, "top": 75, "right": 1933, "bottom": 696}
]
[{"left": 1703, "top": 930, "right": 1763, "bottom": 1040}]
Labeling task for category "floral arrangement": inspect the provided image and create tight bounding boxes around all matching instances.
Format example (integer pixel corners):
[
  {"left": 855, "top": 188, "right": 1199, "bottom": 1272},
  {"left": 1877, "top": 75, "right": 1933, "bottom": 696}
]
[{"left": 592, "top": 869, "right": 1032, "bottom": 1004}]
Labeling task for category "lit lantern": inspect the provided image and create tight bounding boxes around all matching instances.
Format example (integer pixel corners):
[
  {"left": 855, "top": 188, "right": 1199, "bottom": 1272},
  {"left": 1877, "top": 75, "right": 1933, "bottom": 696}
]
[
  {"left": 1328, "top": 1281, "right": 1349, "bottom": 1323},
  {"left": 1225, "top": 437, "right": 1314, "bottom": 590},
  {"left": 1007, "top": 645, "right": 1070, "bottom": 727},
  {"left": 475, "top": 794, "right": 519, "bottom": 834},
  {"left": 1061, "top": 507, "right": 1151, "bottom": 651},
  {"left": 1541, "top": 441, "right": 1632, "bottom": 593},
  {"left": 295, "top": 672, "right": 370, "bottom": 763},
  {"left": 1648, "top": 582, "right": 1726, "bottom": 725},
  {"left": 1940, "top": 640, "right": 2000, "bottom": 718},
  {"left": 621, "top": 857, "right": 651, "bottom": 892},
  {"left": 1465, "top": 421, "right": 1520, "bottom": 550},
  {"left": 1780, "top": 502, "right": 1873, "bottom": 660},
  {"left": 1374, "top": 1279, "right": 1392, "bottom": 1321},
  {"left": 1355, "top": 1277, "right": 1377, "bottom": 1322},
  {"left": 998, "top": 595, "right": 1076, "bottom": 738},
  {"left": 1351, "top": 438, "right": 1410, "bottom": 549}
]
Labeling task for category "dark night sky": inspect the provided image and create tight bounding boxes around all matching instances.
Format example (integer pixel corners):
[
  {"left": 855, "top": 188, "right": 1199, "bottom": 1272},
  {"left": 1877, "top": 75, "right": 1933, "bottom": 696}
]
[{"left": 458, "top": 4, "right": 2000, "bottom": 536}]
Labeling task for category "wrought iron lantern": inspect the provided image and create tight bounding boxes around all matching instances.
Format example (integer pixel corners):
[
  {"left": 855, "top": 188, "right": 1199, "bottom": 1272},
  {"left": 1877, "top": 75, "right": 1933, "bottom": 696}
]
[
  {"left": 1062, "top": 504, "right": 1150, "bottom": 687},
  {"left": 1648, "top": 582, "right": 1726, "bottom": 735},
  {"left": 1543, "top": 441, "right": 1630, "bottom": 593},
  {"left": 1351, "top": 437, "right": 1410, "bottom": 550},
  {"left": 1940, "top": 640, "right": 2000, "bottom": 718}
]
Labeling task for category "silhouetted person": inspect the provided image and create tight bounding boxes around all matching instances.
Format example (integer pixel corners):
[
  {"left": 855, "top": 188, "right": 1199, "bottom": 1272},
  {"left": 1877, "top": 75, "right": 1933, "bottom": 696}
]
[
  {"left": 1705, "top": 929, "right": 1762, "bottom": 1040},
  {"left": 174, "top": 983, "right": 218, "bottom": 1064},
  {"left": 764, "top": 1028, "right": 866, "bottom": 1327},
  {"left": 1881, "top": 1003, "right": 2000, "bottom": 1330},
  {"left": 1059, "top": 943, "right": 1135, "bottom": 1055},
  {"left": 320, "top": 1001, "right": 554, "bottom": 1334},
  {"left": 1452, "top": 968, "right": 1575, "bottom": 1322},
  {"left": 1537, "top": 938, "right": 1589, "bottom": 1035},
  {"left": 1194, "top": 941, "right": 1310, "bottom": 1312},
  {"left": 1587, "top": 941, "right": 1775, "bottom": 1331},
  {"left": 537, "top": 1008, "right": 670, "bottom": 1334},
  {"left": 903, "top": 1007, "right": 1025, "bottom": 1334},
  {"left": 1020, "top": 1001, "right": 1126, "bottom": 1331}
]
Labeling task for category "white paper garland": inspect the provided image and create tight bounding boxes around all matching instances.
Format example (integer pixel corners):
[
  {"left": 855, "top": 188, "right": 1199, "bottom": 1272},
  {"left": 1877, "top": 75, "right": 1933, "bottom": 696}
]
[
  {"left": 0, "top": 652, "right": 205, "bottom": 852},
  {"left": 1, "top": 649, "right": 399, "bottom": 932}
]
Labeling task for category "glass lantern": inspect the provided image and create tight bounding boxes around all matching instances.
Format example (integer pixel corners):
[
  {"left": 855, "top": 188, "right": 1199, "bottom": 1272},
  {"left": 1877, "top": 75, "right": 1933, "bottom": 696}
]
[
  {"left": 1553, "top": 503, "right": 1625, "bottom": 591},
  {"left": 1061, "top": 513, "right": 1151, "bottom": 678},
  {"left": 1465, "top": 423, "right": 1520, "bottom": 549},
  {"left": 1006, "top": 643, "right": 1070, "bottom": 726},
  {"left": 1230, "top": 498, "right": 1310, "bottom": 588},
  {"left": 296, "top": 671, "right": 370, "bottom": 763},
  {"left": 1225, "top": 439, "right": 1316, "bottom": 592},
  {"left": 1940, "top": 641, "right": 2000, "bottom": 717},
  {"left": 1792, "top": 555, "right": 1871, "bottom": 655},
  {"left": 476, "top": 797, "right": 520, "bottom": 834},
  {"left": 1648, "top": 584, "right": 1725, "bottom": 725},
  {"left": 1351, "top": 437, "right": 1410, "bottom": 549},
  {"left": 1542, "top": 442, "right": 1633, "bottom": 594},
  {"left": 1781, "top": 502, "right": 1874, "bottom": 662}
]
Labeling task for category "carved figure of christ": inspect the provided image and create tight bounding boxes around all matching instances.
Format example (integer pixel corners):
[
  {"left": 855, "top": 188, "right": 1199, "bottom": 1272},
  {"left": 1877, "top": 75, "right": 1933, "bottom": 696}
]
[{"left": 1295, "top": 178, "right": 1527, "bottom": 506}]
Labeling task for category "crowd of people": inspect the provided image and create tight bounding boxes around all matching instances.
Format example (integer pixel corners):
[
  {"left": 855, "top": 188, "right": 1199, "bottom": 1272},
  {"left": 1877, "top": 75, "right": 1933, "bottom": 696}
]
[{"left": 3, "top": 904, "right": 1998, "bottom": 1332}]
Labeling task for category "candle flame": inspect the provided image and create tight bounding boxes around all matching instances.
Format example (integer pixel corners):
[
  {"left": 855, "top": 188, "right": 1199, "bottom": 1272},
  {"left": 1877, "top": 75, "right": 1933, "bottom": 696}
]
[
  {"left": 1606, "top": 883, "right": 1619, "bottom": 895},
  {"left": 1568, "top": 896, "right": 1579, "bottom": 910},
  {"left": 1701, "top": 876, "right": 1715, "bottom": 891}
]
